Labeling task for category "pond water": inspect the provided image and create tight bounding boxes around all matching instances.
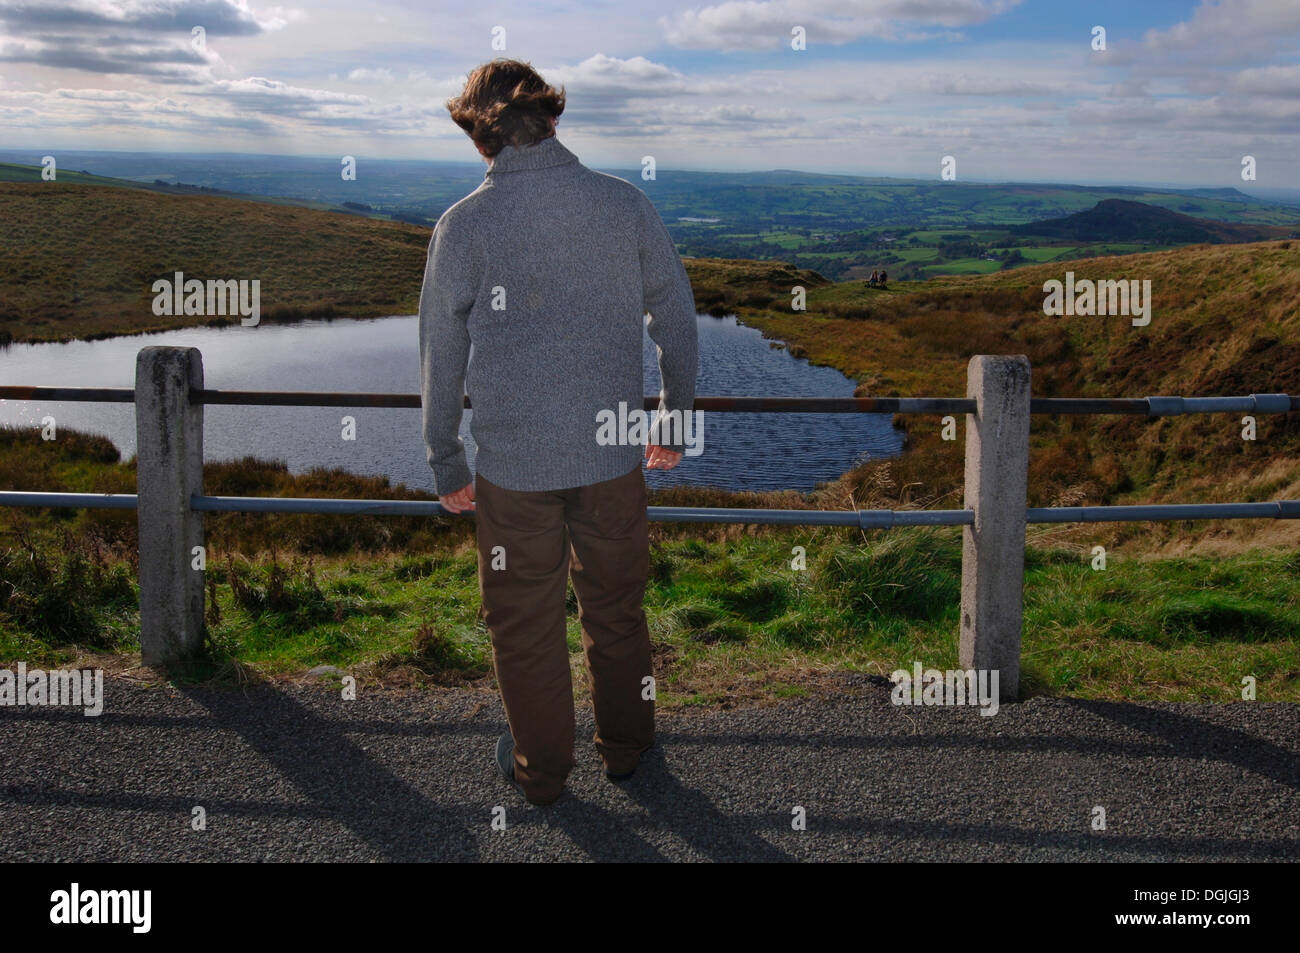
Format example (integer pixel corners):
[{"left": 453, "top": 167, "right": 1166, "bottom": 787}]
[{"left": 0, "top": 314, "right": 902, "bottom": 493}]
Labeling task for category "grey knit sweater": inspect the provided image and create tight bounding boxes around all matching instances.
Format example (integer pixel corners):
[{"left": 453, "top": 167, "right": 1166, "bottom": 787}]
[{"left": 418, "top": 134, "right": 699, "bottom": 494}]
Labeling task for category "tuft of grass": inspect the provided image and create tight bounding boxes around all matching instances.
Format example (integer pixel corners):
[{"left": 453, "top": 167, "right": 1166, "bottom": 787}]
[
  {"left": 0, "top": 528, "right": 136, "bottom": 654},
  {"left": 222, "top": 552, "right": 341, "bottom": 631},
  {"left": 816, "top": 530, "right": 962, "bottom": 625},
  {"left": 374, "top": 619, "right": 491, "bottom": 680}
]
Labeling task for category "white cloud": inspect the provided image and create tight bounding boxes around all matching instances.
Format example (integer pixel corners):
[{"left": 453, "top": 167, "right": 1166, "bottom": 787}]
[
  {"left": 659, "top": 0, "right": 1023, "bottom": 51},
  {"left": 913, "top": 72, "right": 1058, "bottom": 96},
  {"left": 204, "top": 76, "right": 372, "bottom": 105},
  {"left": 348, "top": 67, "right": 394, "bottom": 83},
  {"left": 0, "top": 1, "right": 287, "bottom": 36},
  {"left": 1139, "top": 0, "right": 1300, "bottom": 66},
  {"left": 0, "top": 0, "right": 287, "bottom": 80},
  {"left": 1228, "top": 63, "right": 1300, "bottom": 98}
]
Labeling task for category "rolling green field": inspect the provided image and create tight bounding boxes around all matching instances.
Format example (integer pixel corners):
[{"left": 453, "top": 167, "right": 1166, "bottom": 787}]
[
  {"left": 674, "top": 220, "right": 1193, "bottom": 282},
  {"left": 660, "top": 177, "right": 1300, "bottom": 279},
  {"left": 918, "top": 257, "right": 1001, "bottom": 276}
]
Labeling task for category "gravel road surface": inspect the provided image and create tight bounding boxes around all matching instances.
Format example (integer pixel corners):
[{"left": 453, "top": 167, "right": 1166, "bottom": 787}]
[{"left": 1, "top": 675, "right": 1296, "bottom": 862}]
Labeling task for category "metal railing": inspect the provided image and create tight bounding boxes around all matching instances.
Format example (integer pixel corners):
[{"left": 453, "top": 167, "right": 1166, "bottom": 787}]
[{"left": 1, "top": 347, "right": 1295, "bottom": 694}]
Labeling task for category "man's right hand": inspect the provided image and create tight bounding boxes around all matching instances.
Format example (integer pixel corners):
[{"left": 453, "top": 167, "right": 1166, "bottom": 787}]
[
  {"left": 645, "top": 443, "right": 683, "bottom": 470},
  {"left": 440, "top": 482, "right": 476, "bottom": 514}
]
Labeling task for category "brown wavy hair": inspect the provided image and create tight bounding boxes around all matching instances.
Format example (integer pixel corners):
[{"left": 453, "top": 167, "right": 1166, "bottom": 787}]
[{"left": 445, "top": 59, "right": 566, "bottom": 158}]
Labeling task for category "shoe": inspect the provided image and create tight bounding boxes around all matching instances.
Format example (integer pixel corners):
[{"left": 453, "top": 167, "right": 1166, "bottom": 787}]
[
  {"left": 606, "top": 744, "right": 656, "bottom": 782},
  {"left": 496, "top": 732, "right": 564, "bottom": 805},
  {"left": 495, "top": 732, "right": 523, "bottom": 794}
]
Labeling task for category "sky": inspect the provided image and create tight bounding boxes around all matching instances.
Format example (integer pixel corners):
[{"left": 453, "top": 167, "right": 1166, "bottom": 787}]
[{"left": 1, "top": 0, "right": 1298, "bottom": 189}]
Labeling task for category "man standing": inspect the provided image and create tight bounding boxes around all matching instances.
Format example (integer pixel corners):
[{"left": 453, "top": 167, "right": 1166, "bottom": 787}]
[{"left": 419, "top": 59, "right": 699, "bottom": 805}]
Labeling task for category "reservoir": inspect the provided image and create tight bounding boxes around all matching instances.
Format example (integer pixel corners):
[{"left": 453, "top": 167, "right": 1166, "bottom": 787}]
[{"left": 0, "top": 314, "right": 903, "bottom": 493}]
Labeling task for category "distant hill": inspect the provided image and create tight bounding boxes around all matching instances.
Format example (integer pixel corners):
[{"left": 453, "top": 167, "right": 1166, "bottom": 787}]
[
  {"left": 0, "top": 161, "right": 388, "bottom": 217},
  {"left": 6, "top": 150, "right": 1299, "bottom": 232},
  {"left": 0, "top": 178, "right": 430, "bottom": 342},
  {"left": 1010, "top": 198, "right": 1298, "bottom": 245}
]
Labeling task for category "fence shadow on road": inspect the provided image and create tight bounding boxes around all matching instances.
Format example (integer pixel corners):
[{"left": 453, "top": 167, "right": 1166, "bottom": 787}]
[
  {"left": 5, "top": 681, "right": 1295, "bottom": 861},
  {"left": 176, "top": 684, "right": 480, "bottom": 862},
  {"left": 1065, "top": 698, "right": 1300, "bottom": 792}
]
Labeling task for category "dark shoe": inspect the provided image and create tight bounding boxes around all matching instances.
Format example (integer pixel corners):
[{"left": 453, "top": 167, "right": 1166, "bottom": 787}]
[
  {"left": 496, "top": 732, "right": 563, "bottom": 805},
  {"left": 605, "top": 743, "right": 653, "bottom": 782},
  {"left": 495, "top": 732, "right": 523, "bottom": 794}
]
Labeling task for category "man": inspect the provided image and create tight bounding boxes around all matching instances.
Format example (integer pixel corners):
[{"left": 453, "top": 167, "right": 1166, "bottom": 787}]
[{"left": 419, "top": 59, "right": 699, "bottom": 806}]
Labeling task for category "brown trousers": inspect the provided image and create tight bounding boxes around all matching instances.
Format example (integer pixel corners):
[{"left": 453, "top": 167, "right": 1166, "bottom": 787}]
[{"left": 475, "top": 463, "right": 655, "bottom": 804}]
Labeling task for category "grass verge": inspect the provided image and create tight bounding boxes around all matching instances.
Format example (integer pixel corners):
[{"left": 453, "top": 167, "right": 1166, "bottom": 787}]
[{"left": 3, "top": 521, "right": 1295, "bottom": 704}]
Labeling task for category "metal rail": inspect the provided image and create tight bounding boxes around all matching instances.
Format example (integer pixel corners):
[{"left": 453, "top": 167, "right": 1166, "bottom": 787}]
[
  {"left": 4, "top": 492, "right": 1299, "bottom": 528},
  {"left": 0, "top": 386, "right": 1294, "bottom": 416}
]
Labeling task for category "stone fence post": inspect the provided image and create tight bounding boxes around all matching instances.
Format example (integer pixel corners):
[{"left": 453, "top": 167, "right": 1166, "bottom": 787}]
[
  {"left": 135, "top": 347, "right": 205, "bottom": 665},
  {"left": 959, "top": 355, "right": 1031, "bottom": 699}
]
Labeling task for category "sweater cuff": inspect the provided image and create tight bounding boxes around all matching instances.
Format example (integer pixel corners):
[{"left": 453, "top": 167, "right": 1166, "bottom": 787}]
[
  {"left": 648, "top": 403, "right": 690, "bottom": 454},
  {"left": 431, "top": 453, "right": 474, "bottom": 498}
]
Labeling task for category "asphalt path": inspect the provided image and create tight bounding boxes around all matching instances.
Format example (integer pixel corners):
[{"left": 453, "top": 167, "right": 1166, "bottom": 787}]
[{"left": 1, "top": 675, "right": 1296, "bottom": 862}]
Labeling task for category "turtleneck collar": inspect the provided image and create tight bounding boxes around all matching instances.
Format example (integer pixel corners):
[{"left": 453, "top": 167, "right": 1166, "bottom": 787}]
[{"left": 486, "top": 135, "right": 579, "bottom": 176}]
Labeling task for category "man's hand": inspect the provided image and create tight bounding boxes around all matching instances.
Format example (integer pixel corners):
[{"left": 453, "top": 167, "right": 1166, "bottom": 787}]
[
  {"left": 645, "top": 443, "right": 683, "bottom": 470},
  {"left": 440, "top": 482, "right": 476, "bottom": 514}
]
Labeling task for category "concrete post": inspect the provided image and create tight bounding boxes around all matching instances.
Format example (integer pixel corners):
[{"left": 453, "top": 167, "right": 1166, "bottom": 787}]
[
  {"left": 959, "top": 355, "right": 1031, "bottom": 700},
  {"left": 135, "top": 347, "right": 205, "bottom": 665}
]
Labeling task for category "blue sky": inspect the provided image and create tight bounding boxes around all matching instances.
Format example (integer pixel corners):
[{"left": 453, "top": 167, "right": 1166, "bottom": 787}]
[{"left": 1, "top": 1, "right": 1297, "bottom": 190}]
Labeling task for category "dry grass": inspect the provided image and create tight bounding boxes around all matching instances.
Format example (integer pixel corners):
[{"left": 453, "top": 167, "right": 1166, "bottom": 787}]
[
  {"left": 0, "top": 181, "right": 429, "bottom": 342},
  {"left": 737, "top": 240, "right": 1300, "bottom": 555}
]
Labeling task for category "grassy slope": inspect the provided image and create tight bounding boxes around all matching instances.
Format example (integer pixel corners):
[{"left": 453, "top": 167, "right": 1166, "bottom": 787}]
[
  {"left": 0, "top": 179, "right": 428, "bottom": 341},
  {"left": 718, "top": 241, "right": 1300, "bottom": 554},
  {"left": 0, "top": 161, "right": 375, "bottom": 213}
]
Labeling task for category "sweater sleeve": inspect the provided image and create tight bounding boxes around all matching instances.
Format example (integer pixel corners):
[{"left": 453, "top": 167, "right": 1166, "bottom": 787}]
[
  {"left": 637, "top": 190, "right": 699, "bottom": 453},
  {"left": 418, "top": 215, "right": 477, "bottom": 495}
]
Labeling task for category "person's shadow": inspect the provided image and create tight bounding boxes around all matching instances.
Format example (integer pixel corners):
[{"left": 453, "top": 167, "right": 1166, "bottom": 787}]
[{"left": 543, "top": 745, "right": 794, "bottom": 862}]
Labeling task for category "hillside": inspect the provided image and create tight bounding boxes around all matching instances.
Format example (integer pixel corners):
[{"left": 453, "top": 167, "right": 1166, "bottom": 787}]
[
  {"left": 9, "top": 153, "right": 1300, "bottom": 283},
  {"left": 1011, "top": 198, "right": 1297, "bottom": 244},
  {"left": 0, "top": 178, "right": 430, "bottom": 342},
  {"left": 741, "top": 239, "right": 1300, "bottom": 553}
]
